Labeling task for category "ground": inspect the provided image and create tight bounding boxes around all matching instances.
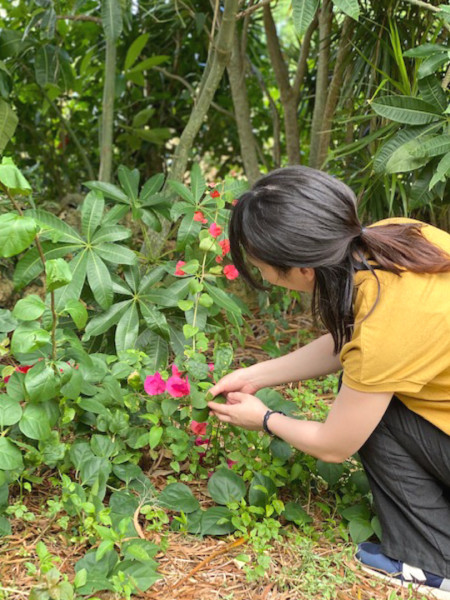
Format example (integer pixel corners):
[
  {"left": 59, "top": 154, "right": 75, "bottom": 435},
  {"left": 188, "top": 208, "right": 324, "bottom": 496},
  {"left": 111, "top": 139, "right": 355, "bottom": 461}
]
[{"left": 0, "top": 308, "right": 433, "bottom": 600}]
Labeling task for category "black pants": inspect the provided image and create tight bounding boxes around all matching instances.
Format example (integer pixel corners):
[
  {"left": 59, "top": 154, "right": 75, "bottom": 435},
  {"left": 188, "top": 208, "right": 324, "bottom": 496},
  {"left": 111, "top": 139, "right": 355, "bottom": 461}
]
[{"left": 357, "top": 396, "right": 450, "bottom": 578}]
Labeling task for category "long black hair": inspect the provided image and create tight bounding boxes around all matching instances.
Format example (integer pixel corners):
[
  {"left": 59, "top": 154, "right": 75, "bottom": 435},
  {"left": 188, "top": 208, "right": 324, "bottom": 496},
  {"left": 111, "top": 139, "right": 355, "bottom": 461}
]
[{"left": 229, "top": 166, "right": 450, "bottom": 353}]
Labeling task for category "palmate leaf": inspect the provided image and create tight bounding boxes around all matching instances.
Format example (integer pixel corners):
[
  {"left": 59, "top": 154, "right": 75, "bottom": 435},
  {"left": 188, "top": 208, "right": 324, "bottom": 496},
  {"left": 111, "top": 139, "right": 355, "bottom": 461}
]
[
  {"left": 26, "top": 209, "right": 83, "bottom": 244},
  {"left": 83, "top": 299, "right": 132, "bottom": 339},
  {"left": 84, "top": 181, "right": 129, "bottom": 204},
  {"left": 124, "top": 264, "right": 140, "bottom": 292},
  {"left": 292, "top": 0, "right": 319, "bottom": 36},
  {"left": 140, "top": 173, "right": 165, "bottom": 203},
  {"left": 371, "top": 96, "right": 442, "bottom": 125},
  {"left": 138, "top": 265, "right": 166, "bottom": 294},
  {"left": 418, "top": 54, "right": 450, "bottom": 79},
  {"left": 115, "top": 302, "right": 139, "bottom": 352},
  {"left": 54, "top": 250, "right": 88, "bottom": 310},
  {"left": 111, "top": 273, "right": 133, "bottom": 296},
  {"left": 0, "top": 100, "right": 18, "bottom": 154},
  {"left": 140, "top": 301, "right": 170, "bottom": 340},
  {"left": 190, "top": 163, "right": 205, "bottom": 203},
  {"left": 81, "top": 190, "right": 104, "bottom": 241},
  {"left": 86, "top": 252, "right": 113, "bottom": 309},
  {"left": 203, "top": 282, "right": 242, "bottom": 318},
  {"left": 176, "top": 211, "right": 201, "bottom": 251},
  {"left": 93, "top": 243, "right": 137, "bottom": 265},
  {"left": 118, "top": 165, "right": 139, "bottom": 202},
  {"left": 138, "top": 330, "right": 168, "bottom": 369},
  {"left": 102, "top": 204, "right": 129, "bottom": 225},
  {"left": 167, "top": 180, "right": 195, "bottom": 204},
  {"left": 91, "top": 225, "right": 131, "bottom": 244}
]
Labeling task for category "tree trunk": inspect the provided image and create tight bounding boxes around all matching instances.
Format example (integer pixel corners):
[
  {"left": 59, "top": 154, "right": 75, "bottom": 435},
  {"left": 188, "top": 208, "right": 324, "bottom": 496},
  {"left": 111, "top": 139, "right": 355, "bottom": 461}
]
[
  {"left": 316, "top": 17, "right": 354, "bottom": 168},
  {"left": 99, "top": 37, "right": 116, "bottom": 182},
  {"left": 309, "top": 0, "right": 332, "bottom": 169},
  {"left": 227, "top": 30, "right": 260, "bottom": 184},
  {"left": 168, "top": 0, "right": 239, "bottom": 183}
]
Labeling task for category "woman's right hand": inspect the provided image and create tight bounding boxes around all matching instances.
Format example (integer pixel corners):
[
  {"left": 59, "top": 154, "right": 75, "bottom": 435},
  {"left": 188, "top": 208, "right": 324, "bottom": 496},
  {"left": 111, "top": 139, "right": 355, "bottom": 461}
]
[{"left": 208, "top": 367, "right": 262, "bottom": 398}]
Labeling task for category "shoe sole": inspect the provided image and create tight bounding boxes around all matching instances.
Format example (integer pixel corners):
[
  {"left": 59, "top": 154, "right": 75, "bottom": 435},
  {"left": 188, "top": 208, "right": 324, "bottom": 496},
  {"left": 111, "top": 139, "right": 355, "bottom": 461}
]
[{"left": 358, "top": 564, "right": 450, "bottom": 600}]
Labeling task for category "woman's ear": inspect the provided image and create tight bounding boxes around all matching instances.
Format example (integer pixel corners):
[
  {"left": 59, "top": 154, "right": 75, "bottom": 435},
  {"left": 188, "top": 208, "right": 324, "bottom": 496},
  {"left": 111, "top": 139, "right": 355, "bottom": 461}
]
[{"left": 299, "top": 267, "right": 315, "bottom": 282}]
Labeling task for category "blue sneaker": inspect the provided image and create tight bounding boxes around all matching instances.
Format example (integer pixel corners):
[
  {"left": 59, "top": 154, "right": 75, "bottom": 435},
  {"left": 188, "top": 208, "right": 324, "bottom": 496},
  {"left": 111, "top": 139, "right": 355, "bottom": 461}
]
[{"left": 356, "top": 542, "right": 450, "bottom": 599}]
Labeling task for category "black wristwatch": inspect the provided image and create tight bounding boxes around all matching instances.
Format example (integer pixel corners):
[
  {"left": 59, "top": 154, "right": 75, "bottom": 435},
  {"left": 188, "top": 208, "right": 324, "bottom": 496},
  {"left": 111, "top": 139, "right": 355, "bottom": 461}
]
[{"left": 262, "top": 410, "right": 286, "bottom": 436}]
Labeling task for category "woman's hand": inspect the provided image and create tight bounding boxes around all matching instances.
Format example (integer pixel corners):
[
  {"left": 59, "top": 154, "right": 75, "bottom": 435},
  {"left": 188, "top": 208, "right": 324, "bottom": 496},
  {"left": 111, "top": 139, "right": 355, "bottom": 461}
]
[
  {"left": 208, "top": 367, "right": 262, "bottom": 398},
  {"left": 208, "top": 392, "right": 267, "bottom": 430}
]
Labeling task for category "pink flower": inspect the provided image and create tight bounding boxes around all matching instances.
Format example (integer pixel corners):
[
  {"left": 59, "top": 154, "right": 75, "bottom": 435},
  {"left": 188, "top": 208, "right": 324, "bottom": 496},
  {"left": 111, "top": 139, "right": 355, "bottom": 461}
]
[
  {"left": 194, "top": 436, "right": 210, "bottom": 446},
  {"left": 171, "top": 364, "right": 182, "bottom": 377},
  {"left": 191, "top": 421, "right": 207, "bottom": 436},
  {"left": 144, "top": 372, "right": 166, "bottom": 395},
  {"left": 208, "top": 363, "right": 214, "bottom": 372},
  {"left": 166, "top": 373, "right": 190, "bottom": 397},
  {"left": 224, "top": 265, "right": 239, "bottom": 280},
  {"left": 219, "top": 239, "right": 230, "bottom": 255},
  {"left": 215, "top": 256, "right": 223, "bottom": 263},
  {"left": 209, "top": 223, "right": 222, "bottom": 238},
  {"left": 194, "top": 211, "right": 207, "bottom": 224},
  {"left": 210, "top": 190, "right": 220, "bottom": 199},
  {"left": 175, "top": 260, "right": 186, "bottom": 276},
  {"left": 208, "top": 182, "right": 216, "bottom": 189},
  {"left": 227, "top": 459, "right": 238, "bottom": 468}
]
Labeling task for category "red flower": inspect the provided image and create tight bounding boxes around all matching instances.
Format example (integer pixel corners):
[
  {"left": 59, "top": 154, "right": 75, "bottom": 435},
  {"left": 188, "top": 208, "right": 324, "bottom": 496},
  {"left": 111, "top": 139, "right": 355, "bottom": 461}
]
[
  {"left": 194, "top": 211, "right": 207, "bottom": 224},
  {"left": 215, "top": 256, "right": 223, "bottom": 263},
  {"left": 166, "top": 371, "right": 190, "bottom": 397},
  {"left": 175, "top": 260, "right": 186, "bottom": 276},
  {"left": 227, "top": 459, "right": 238, "bottom": 468},
  {"left": 194, "top": 436, "right": 210, "bottom": 446},
  {"left": 224, "top": 265, "right": 239, "bottom": 280},
  {"left": 210, "top": 190, "right": 220, "bottom": 199},
  {"left": 209, "top": 223, "right": 222, "bottom": 238},
  {"left": 219, "top": 239, "right": 230, "bottom": 255},
  {"left": 191, "top": 421, "right": 207, "bottom": 436},
  {"left": 144, "top": 372, "right": 166, "bottom": 395},
  {"left": 4, "top": 364, "right": 33, "bottom": 383}
]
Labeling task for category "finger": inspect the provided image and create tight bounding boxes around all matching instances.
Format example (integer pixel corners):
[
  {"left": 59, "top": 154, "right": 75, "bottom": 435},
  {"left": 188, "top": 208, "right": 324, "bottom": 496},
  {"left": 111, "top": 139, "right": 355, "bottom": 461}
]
[
  {"left": 228, "top": 392, "right": 250, "bottom": 402},
  {"left": 208, "top": 401, "right": 233, "bottom": 415},
  {"left": 208, "top": 383, "right": 225, "bottom": 397}
]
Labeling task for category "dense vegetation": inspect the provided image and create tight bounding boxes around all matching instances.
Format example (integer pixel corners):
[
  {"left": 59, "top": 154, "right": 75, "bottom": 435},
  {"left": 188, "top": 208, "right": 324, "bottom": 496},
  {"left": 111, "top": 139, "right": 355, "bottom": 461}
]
[{"left": 0, "top": 0, "right": 448, "bottom": 597}]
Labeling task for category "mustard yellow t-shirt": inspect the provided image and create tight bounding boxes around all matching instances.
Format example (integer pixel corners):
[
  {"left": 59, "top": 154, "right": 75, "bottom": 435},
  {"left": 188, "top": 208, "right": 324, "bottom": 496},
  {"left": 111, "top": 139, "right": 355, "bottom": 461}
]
[{"left": 340, "top": 217, "right": 450, "bottom": 435}]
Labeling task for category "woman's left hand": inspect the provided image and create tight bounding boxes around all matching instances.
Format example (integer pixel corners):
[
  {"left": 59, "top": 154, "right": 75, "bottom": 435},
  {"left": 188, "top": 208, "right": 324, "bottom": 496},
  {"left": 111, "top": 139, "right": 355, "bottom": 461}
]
[{"left": 208, "top": 392, "right": 268, "bottom": 430}]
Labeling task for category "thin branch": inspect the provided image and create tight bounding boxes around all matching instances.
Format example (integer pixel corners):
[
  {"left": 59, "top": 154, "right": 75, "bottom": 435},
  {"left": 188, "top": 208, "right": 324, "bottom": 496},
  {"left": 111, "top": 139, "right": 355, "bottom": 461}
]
[
  {"left": 237, "top": 0, "right": 275, "bottom": 19},
  {"left": 292, "top": 15, "right": 318, "bottom": 105},
  {"left": 56, "top": 14, "right": 101, "bottom": 23},
  {"left": 400, "top": 0, "right": 450, "bottom": 31},
  {"left": 153, "top": 66, "right": 235, "bottom": 119}
]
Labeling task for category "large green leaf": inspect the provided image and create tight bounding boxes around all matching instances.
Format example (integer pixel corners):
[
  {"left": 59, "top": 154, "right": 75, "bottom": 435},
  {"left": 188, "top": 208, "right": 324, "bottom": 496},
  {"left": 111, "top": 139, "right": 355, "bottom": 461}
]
[
  {"left": 25, "top": 362, "right": 60, "bottom": 403},
  {"left": 167, "top": 180, "right": 195, "bottom": 204},
  {"left": 19, "top": 403, "right": 52, "bottom": 440},
  {"left": 143, "top": 278, "right": 191, "bottom": 307},
  {"left": 418, "top": 53, "right": 450, "bottom": 79},
  {"left": 403, "top": 43, "right": 448, "bottom": 58},
  {"left": 371, "top": 96, "right": 442, "bottom": 125},
  {"left": 208, "top": 469, "right": 246, "bottom": 505},
  {"left": 94, "top": 243, "right": 137, "bottom": 265},
  {"left": 115, "top": 302, "right": 139, "bottom": 352},
  {"left": 81, "top": 191, "right": 104, "bottom": 241},
  {"left": 333, "top": 0, "right": 360, "bottom": 19},
  {"left": 140, "top": 302, "right": 170, "bottom": 340},
  {"left": 159, "top": 482, "right": 199, "bottom": 513},
  {"left": 410, "top": 134, "right": 450, "bottom": 158},
  {"left": 292, "top": 0, "right": 319, "bottom": 36},
  {"left": 138, "top": 265, "right": 166, "bottom": 294},
  {"left": 12, "top": 294, "right": 46, "bottom": 321},
  {"left": 348, "top": 518, "right": 374, "bottom": 543},
  {"left": 54, "top": 250, "right": 88, "bottom": 310},
  {"left": 0, "top": 214, "right": 38, "bottom": 257},
  {"left": 203, "top": 282, "right": 242, "bottom": 317},
  {"left": 0, "top": 158, "right": 31, "bottom": 194},
  {"left": 83, "top": 299, "right": 132, "bottom": 339},
  {"left": 0, "top": 100, "right": 18, "bottom": 154},
  {"left": 138, "top": 330, "right": 168, "bottom": 369},
  {"left": 316, "top": 460, "right": 344, "bottom": 486},
  {"left": 200, "top": 507, "right": 235, "bottom": 535},
  {"left": 0, "top": 397, "right": 22, "bottom": 427},
  {"left": 101, "top": 0, "right": 123, "bottom": 41},
  {"left": 418, "top": 76, "right": 448, "bottom": 112},
  {"left": 27, "top": 209, "right": 83, "bottom": 244},
  {"left": 373, "top": 125, "right": 433, "bottom": 173},
  {"left": 190, "top": 163, "right": 206, "bottom": 203},
  {"left": 118, "top": 165, "right": 139, "bottom": 203},
  {"left": 91, "top": 225, "right": 131, "bottom": 244},
  {"left": 386, "top": 138, "right": 433, "bottom": 173},
  {"left": 124, "top": 33, "right": 150, "bottom": 71},
  {"left": 86, "top": 252, "right": 113, "bottom": 309},
  {"left": 140, "top": 173, "right": 165, "bottom": 203},
  {"left": 34, "top": 45, "right": 58, "bottom": 86},
  {"left": 429, "top": 152, "right": 450, "bottom": 189},
  {"left": 176, "top": 211, "right": 201, "bottom": 251},
  {"left": 0, "top": 438, "right": 23, "bottom": 470},
  {"left": 83, "top": 181, "right": 129, "bottom": 203}
]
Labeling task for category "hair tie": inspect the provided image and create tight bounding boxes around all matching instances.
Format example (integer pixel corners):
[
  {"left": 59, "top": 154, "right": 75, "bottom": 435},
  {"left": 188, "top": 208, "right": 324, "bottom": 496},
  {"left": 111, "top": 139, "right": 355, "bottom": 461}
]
[{"left": 360, "top": 227, "right": 367, "bottom": 236}]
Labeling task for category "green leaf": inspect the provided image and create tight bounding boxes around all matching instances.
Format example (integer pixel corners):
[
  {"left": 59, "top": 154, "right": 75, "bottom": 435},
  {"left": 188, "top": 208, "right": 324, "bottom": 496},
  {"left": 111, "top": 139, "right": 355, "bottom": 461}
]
[
  {"left": 282, "top": 501, "right": 312, "bottom": 524},
  {"left": 34, "top": 44, "right": 58, "bottom": 86},
  {"left": 429, "top": 151, "right": 450, "bottom": 189},
  {"left": 25, "top": 362, "right": 59, "bottom": 402},
  {"left": 0, "top": 396, "right": 22, "bottom": 427},
  {"left": 176, "top": 212, "right": 201, "bottom": 251},
  {"left": 348, "top": 518, "right": 374, "bottom": 543},
  {"left": 140, "top": 173, "right": 165, "bottom": 203},
  {"left": 127, "top": 55, "right": 169, "bottom": 73},
  {"left": 159, "top": 482, "right": 200, "bottom": 513},
  {"left": 0, "top": 214, "right": 37, "bottom": 257},
  {"left": 418, "top": 53, "right": 450, "bottom": 79},
  {"left": 46, "top": 258, "right": 72, "bottom": 291},
  {"left": 0, "top": 438, "right": 23, "bottom": 470},
  {"left": 13, "top": 294, "right": 46, "bottom": 321},
  {"left": 248, "top": 473, "right": 277, "bottom": 508},
  {"left": 167, "top": 180, "right": 195, "bottom": 204},
  {"left": 410, "top": 134, "right": 450, "bottom": 158},
  {"left": 94, "top": 243, "right": 137, "bottom": 265},
  {"left": 341, "top": 503, "right": 371, "bottom": 522},
  {"left": 332, "top": 0, "right": 360, "bottom": 19},
  {"left": 0, "top": 100, "right": 18, "bottom": 154},
  {"left": 149, "top": 425, "right": 163, "bottom": 449},
  {"left": 203, "top": 282, "right": 242, "bottom": 317},
  {"left": 292, "top": 0, "right": 319, "bottom": 36},
  {"left": 112, "top": 560, "right": 161, "bottom": 592},
  {"left": 371, "top": 96, "right": 442, "bottom": 125},
  {"left": 418, "top": 76, "right": 448, "bottom": 112},
  {"left": 13, "top": 243, "right": 80, "bottom": 290},
  {"left": 84, "top": 181, "right": 129, "bottom": 203},
  {"left": 138, "top": 265, "right": 166, "bottom": 293},
  {"left": 316, "top": 460, "right": 344, "bottom": 486},
  {"left": 63, "top": 299, "right": 88, "bottom": 329},
  {"left": 91, "top": 225, "right": 131, "bottom": 245},
  {"left": 269, "top": 438, "right": 292, "bottom": 461},
  {"left": 81, "top": 191, "right": 104, "bottom": 241},
  {"left": 124, "top": 33, "right": 150, "bottom": 70},
  {"left": 403, "top": 43, "right": 448, "bottom": 58},
  {"left": 87, "top": 252, "right": 113, "bottom": 309},
  {"left": 102, "top": 0, "right": 123, "bottom": 41},
  {"left": 190, "top": 163, "right": 206, "bottom": 203},
  {"left": 27, "top": 208, "right": 83, "bottom": 244},
  {"left": 54, "top": 250, "right": 88, "bottom": 310},
  {"left": 0, "top": 515, "right": 12, "bottom": 537},
  {"left": 208, "top": 468, "right": 246, "bottom": 505},
  {"left": 11, "top": 322, "right": 50, "bottom": 355},
  {"left": 140, "top": 302, "right": 170, "bottom": 340},
  {"left": 213, "top": 343, "right": 233, "bottom": 376},
  {"left": 78, "top": 397, "right": 109, "bottom": 416},
  {"left": 386, "top": 137, "right": 432, "bottom": 173},
  {"left": 141, "top": 331, "right": 168, "bottom": 370},
  {"left": 115, "top": 302, "right": 139, "bottom": 352},
  {"left": 84, "top": 300, "right": 132, "bottom": 338},
  {"left": 201, "top": 507, "right": 235, "bottom": 535},
  {"left": 373, "top": 125, "right": 433, "bottom": 173},
  {"left": 19, "top": 403, "right": 52, "bottom": 440},
  {"left": 118, "top": 165, "right": 140, "bottom": 203},
  {"left": 144, "top": 278, "right": 191, "bottom": 307}
]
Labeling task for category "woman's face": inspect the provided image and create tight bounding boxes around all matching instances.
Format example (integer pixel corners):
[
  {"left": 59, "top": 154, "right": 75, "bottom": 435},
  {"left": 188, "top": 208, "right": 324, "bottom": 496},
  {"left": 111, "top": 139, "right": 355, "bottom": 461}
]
[{"left": 249, "top": 257, "right": 315, "bottom": 293}]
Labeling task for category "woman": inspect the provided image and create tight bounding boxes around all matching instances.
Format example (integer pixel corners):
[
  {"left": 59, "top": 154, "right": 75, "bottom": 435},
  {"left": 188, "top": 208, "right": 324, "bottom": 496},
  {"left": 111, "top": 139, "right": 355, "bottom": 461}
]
[{"left": 207, "top": 166, "right": 450, "bottom": 599}]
